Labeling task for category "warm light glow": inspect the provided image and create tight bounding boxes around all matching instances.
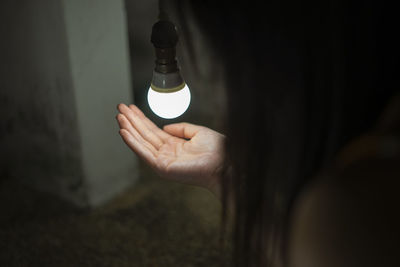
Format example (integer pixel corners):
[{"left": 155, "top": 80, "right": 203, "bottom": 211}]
[{"left": 147, "top": 84, "right": 191, "bottom": 119}]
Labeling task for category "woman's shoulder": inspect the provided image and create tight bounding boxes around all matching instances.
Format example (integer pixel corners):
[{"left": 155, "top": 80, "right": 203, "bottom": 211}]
[
  {"left": 287, "top": 93, "right": 400, "bottom": 267},
  {"left": 287, "top": 139, "right": 400, "bottom": 267},
  {"left": 287, "top": 158, "right": 399, "bottom": 267}
]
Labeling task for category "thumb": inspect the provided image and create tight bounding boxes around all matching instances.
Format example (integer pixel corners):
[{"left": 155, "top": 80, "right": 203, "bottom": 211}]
[{"left": 163, "top": 122, "right": 203, "bottom": 139}]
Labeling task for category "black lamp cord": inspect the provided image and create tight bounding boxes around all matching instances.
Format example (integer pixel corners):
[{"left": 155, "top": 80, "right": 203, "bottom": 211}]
[{"left": 158, "top": 0, "right": 169, "bottom": 21}]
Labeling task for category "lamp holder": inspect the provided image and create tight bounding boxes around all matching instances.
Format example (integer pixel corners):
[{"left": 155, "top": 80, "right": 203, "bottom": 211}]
[
  {"left": 151, "top": 20, "right": 179, "bottom": 74},
  {"left": 150, "top": 19, "right": 184, "bottom": 91}
]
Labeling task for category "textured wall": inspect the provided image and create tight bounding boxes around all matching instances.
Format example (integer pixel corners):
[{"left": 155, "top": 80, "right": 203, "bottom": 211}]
[
  {"left": 62, "top": 0, "right": 137, "bottom": 206},
  {"left": 0, "top": 0, "right": 86, "bottom": 204},
  {"left": 0, "top": 0, "right": 138, "bottom": 207}
]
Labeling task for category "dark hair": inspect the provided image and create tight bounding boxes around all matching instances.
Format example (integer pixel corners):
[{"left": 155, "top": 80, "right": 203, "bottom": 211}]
[{"left": 173, "top": 1, "right": 399, "bottom": 266}]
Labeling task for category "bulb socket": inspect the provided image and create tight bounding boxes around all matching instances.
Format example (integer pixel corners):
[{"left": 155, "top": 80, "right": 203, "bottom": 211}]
[
  {"left": 154, "top": 47, "right": 179, "bottom": 73},
  {"left": 150, "top": 19, "right": 185, "bottom": 93},
  {"left": 151, "top": 20, "right": 180, "bottom": 75}
]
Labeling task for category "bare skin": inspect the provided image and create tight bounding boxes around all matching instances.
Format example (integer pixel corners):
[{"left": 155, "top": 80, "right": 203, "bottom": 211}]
[{"left": 116, "top": 103, "right": 225, "bottom": 198}]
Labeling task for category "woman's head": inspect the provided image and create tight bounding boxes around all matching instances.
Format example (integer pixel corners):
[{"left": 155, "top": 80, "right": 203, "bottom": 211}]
[{"left": 172, "top": 1, "right": 399, "bottom": 266}]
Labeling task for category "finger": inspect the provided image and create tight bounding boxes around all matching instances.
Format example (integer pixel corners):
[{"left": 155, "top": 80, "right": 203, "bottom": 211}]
[
  {"left": 119, "top": 129, "right": 157, "bottom": 167},
  {"left": 129, "top": 104, "right": 171, "bottom": 141},
  {"left": 163, "top": 122, "right": 203, "bottom": 139},
  {"left": 116, "top": 113, "right": 158, "bottom": 156},
  {"left": 118, "top": 103, "right": 164, "bottom": 149}
]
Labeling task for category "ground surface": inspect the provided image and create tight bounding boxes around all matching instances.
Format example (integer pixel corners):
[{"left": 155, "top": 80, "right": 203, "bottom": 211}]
[{"left": 0, "top": 164, "right": 231, "bottom": 267}]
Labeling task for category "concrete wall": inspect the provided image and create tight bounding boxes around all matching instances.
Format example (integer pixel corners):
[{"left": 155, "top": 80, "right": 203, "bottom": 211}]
[
  {"left": 62, "top": 0, "right": 137, "bottom": 206},
  {"left": 0, "top": 0, "right": 86, "bottom": 204},
  {"left": 0, "top": 0, "right": 138, "bottom": 207}
]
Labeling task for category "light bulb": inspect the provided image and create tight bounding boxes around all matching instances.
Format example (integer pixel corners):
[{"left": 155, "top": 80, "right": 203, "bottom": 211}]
[
  {"left": 147, "top": 84, "right": 191, "bottom": 119},
  {"left": 148, "top": 19, "right": 191, "bottom": 119}
]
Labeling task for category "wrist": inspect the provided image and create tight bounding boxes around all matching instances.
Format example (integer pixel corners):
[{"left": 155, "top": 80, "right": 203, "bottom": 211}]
[{"left": 207, "top": 176, "right": 222, "bottom": 200}]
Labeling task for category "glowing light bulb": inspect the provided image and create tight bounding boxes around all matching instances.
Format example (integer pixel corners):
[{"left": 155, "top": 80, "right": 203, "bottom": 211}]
[
  {"left": 147, "top": 84, "right": 191, "bottom": 119},
  {"left": 148, "top": 19, "right": 191, "bottom": 119}
]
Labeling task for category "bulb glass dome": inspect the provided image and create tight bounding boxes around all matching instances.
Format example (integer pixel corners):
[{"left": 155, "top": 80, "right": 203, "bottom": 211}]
[{"left": 147, "top": 84, "right": 191, "bottom": 119}]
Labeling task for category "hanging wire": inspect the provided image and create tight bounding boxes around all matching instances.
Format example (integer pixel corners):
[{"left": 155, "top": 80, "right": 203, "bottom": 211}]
[{"left": 158, "top": 0, "right": 169, "bottom": 21}]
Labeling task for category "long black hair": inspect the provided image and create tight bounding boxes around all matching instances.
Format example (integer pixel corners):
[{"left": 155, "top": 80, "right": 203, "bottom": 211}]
[{"left": 172, "top": 1, "right": 399, "bottom": 266}]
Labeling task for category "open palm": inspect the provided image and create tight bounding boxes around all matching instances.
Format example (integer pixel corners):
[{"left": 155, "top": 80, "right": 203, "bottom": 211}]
[{"left": 116, "top": 104, "right": 225, "bottom": 193}]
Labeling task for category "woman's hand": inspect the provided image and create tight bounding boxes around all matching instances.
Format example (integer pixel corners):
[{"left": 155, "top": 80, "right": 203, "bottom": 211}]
[{"left": 116, "top": 104, "right": 225, "bottom": 197}]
